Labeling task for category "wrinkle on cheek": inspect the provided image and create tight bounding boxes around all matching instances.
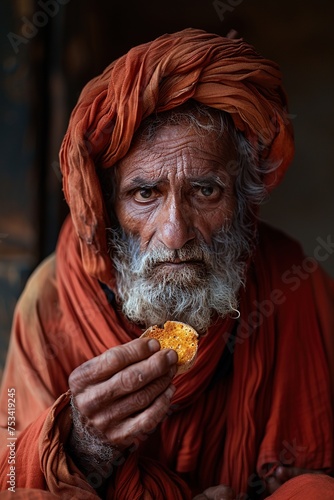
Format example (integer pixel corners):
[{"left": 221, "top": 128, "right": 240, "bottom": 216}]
[
  {"left": 116, "top": 200, "right": 158, "bottom": 246},
  {"left": 196, "top": 197, "right": 234, "bottom": 230},
  {"left": 115, "top": 204, "right": 141, "bottom": 229},
  {"left": 121, "top": 207, "right": 140, "bottom": 223}
]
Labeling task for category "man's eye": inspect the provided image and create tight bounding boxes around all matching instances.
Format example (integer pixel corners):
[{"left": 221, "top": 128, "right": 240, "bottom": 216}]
[
  {"left": 193, "top": 183, "right": 223, "bottom": 201},
  {"left": 200, "top": 186, "right": 214, "bottom": 197},
  {"left": 134, "top": 187, "right": 155, "bottom": 201}
]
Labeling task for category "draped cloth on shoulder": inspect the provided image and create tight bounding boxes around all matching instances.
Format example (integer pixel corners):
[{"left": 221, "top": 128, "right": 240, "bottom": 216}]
[
  {"left": 0, "top": 218, "right": 332, "bottom": 498},
  {"left": 59, "top": 28, "right": 294, "bottom": 287}
]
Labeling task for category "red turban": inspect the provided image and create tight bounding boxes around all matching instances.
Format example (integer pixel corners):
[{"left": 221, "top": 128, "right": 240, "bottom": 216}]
[{"left": 59, "top": 28, "right": 294, "bottom": 286}]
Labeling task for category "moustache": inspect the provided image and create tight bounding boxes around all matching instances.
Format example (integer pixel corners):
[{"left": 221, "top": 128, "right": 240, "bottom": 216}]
[{"left": 133, "top": 242, "right": 212, "bottom": 275}]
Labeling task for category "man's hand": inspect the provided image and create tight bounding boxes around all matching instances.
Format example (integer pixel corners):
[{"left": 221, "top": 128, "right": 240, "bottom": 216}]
[
  {"left": 69, "top": 337, "right": 178, "bottom": 449},
  {"left": 192, "top": 485, "right": 235, "bottom": 500},
  {"left": 265, "top": 465, "right": 324, "bottom": 494}
]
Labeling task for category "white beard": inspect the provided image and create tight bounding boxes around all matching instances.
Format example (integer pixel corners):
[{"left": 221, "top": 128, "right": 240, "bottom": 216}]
[{"left": 108, "top": 219, "right": 254, "bottom": 334}]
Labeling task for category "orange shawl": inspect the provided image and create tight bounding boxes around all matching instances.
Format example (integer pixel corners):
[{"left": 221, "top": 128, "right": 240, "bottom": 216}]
[{"left": 0, "top": 218, "right": 333, "bottom": 498}]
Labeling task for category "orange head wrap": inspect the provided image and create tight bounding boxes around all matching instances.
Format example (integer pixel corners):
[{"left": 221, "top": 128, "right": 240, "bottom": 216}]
[{"left": 59, "top": 28, "right": 294, "bottom": 286}]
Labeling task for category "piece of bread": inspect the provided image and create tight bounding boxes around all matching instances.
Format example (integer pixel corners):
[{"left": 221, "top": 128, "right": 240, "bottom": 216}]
[{"left": 141, "top": 321, "right": 199, "bottom": 374}]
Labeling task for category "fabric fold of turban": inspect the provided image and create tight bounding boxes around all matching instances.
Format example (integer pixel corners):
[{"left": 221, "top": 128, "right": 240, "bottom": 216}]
[{"left": 59, "top": 28, "right": 294, "bottom": 286}]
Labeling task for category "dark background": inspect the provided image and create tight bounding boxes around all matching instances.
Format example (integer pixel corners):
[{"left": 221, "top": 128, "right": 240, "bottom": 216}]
[{"left": 1, "top": 0, "right": 333, "bottom": 374}]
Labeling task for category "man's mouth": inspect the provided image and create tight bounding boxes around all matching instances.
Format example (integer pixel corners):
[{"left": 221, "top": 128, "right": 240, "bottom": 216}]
[{"left": 154, "top": 259, "right": 204, "bottom": 268}]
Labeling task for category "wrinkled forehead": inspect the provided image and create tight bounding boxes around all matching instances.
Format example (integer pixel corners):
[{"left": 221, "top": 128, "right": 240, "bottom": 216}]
[
  {"left": 132, "top": 101, "right": 237, "bottom": 149},
  {"left": 118, "top": 122, "right": 238, "bottom": 181},
  {"left": 118, "top": 104, "right": 239, "bottom": 174}
]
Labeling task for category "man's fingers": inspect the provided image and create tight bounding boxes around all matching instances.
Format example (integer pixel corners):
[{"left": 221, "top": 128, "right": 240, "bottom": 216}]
[
  {"left": 87, "top": 372, "right": 175, "bottom": 422},
  {"left": 266, "top": 465, "right": 326, "bottom": 494},
  {"left": 113, "top": 348, "right": 177, "bottom": 397},
  {"left": 69, "top": 338, "right": 161, "bottom": 390},
  {"left": 265, "top": 475, "right": 280, "bottom": 494},
  {"left": 73, "top": 348, "right": 177, "bottom": 414},
  {"left": 101, "top": 383, "right": 176, "bottom": 446},
  {"left": 193, "top": 484, "right": 235, "bottom": 500}
]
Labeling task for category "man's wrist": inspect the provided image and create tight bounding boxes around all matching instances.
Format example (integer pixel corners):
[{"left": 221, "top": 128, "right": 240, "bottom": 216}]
[{"left": 67, "top": 395, "right": 119, "bottom": 485}]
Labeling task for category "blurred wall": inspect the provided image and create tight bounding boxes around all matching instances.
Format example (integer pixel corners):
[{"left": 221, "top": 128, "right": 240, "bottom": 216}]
[{"left": 0, "top": 0, "right": 333, "bottom": 373}]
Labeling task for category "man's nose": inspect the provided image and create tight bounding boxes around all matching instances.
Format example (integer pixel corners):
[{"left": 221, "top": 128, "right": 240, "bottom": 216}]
[{"left": 156, "top": 198, "right": 195, "bottom": 250}]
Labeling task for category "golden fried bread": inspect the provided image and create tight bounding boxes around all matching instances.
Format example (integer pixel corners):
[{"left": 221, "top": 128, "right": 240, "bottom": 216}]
[{"left": 141, "top": 321, "right": 198, "bottom": 374}]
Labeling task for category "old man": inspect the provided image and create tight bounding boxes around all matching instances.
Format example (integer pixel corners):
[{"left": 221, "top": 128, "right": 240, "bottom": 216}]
[{"left": 0, "top": 29, "right": 333, "bottom": 499}]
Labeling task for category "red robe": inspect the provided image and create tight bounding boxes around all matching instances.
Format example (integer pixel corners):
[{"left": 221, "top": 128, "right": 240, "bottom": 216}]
[
  {"left": 0, "top": 217, "right": 333, "bottom": 498},
  {"left": 1, "top": 28, "right": 333, "bottom": 499}
]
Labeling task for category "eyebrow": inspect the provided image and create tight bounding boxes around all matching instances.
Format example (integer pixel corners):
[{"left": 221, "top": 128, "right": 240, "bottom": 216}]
[
  {"left": 188, "top": 175, "right": 227, "bottom": 188},
  {"left": 126, "top": 176, "right": 163, "bottom": 189},
  {"left": 125, "top": 174, "right": 227, "bottom": 189}
]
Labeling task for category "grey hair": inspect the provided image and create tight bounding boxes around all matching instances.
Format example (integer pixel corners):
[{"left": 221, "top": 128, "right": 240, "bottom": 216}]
[{"left": 98, "top": 100, "right": 272, "bottom": 229}]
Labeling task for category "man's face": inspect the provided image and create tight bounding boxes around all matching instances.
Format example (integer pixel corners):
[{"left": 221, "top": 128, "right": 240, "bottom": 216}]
[
  {"left": 114, "top": 124, "right": 236, "bottom": 251},
  {"left": 108, "top": 122, "right": 251, "bottom": 332}
]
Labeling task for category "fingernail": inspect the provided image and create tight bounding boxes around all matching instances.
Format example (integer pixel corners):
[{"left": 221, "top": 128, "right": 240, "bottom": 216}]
[
  {"left": 166, "top": 349, "right": 178, "bottom": 364},
  {"left": 148, "top": 338, "right": 160, "bottom": 352}
]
